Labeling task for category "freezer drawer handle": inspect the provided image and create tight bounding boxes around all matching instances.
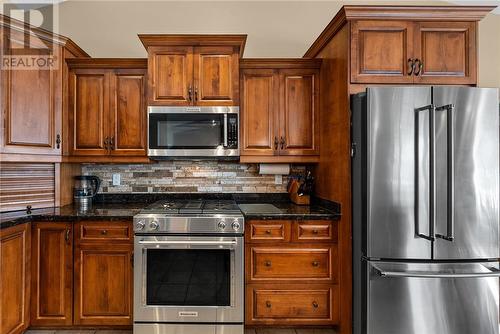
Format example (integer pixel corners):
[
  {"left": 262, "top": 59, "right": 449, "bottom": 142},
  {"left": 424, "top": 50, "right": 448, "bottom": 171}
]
[
  {"left": 435, "top": 104, "right": 455, "bottom": 242},
  {"left": 414, "top": 104, "right": 436, "bottom": 241},
  {"left": 373, "top": 264, "right": 500, "bottom": 278}
]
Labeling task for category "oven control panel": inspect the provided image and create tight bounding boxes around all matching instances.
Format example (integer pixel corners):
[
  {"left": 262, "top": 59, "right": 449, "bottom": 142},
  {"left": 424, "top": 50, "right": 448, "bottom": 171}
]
[{"left": 133, "top": 215, "right": 245, "bottom": 234}]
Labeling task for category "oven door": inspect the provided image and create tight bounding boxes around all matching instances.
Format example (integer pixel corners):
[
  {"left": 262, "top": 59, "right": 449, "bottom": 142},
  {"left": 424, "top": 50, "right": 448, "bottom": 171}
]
[
  {"left": 148, "top": 107, "right": 239, "bottom": 157},
  {"left": 134, "top": 235, "right": 244, "bottom": 323}
]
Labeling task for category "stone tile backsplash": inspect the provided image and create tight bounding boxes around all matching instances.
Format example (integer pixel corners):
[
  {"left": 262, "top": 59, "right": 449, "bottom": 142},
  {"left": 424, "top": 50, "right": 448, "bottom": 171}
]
[{"left": 82, "top": 161, "right": 305, "bottom": 194}]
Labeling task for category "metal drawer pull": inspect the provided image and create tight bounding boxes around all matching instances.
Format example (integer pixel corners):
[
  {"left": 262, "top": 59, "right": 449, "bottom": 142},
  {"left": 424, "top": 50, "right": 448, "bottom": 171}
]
[
  {"left": 138, "top": 240, "right": 237, "bottom": 246},
  {"left": 312, "top": 301, "right": 319, "bottom": 308},
  {"left": 312, "top": 261, "right": 320, "bottom": 267},
  {"left": 414, "top": 58, "right": 423, "bottom": 76},
  {"left": 274, "top": 137, "right": 278, "bottom": 150},
  {"left": 312, "top": 229, "right": 319, "bottom": 234},
  {"left": 56, "top": 134, "right": 61, "bottom": 149},
  {"left": 265, "top": 260, "right": 272, "bottom": 267},
  {"left": 266, "top": 301, "right": 272, "bottom": 308},
  {"left": 407, "top": 58, "right": 415, "bottom": 75},
  {"left": 265, "top": 230, "right": 272, "bottom": 234},
  {"left": 101, "top": 230, "right": 108, "bottom": 235}
]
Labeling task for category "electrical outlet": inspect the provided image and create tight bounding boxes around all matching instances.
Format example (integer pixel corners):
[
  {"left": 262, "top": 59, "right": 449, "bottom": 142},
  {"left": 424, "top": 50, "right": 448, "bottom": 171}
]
[
  {"left": 112, "top": 173, "right": 121, "bottom": 186},
  {"left": 274, "top": 174, "right": 282, "bottom": 185}
]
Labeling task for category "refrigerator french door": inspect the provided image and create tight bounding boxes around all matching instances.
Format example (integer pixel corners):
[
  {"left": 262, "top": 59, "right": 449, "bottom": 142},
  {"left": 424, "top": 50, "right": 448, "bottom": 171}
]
[{"left": 352, "top": 86, "right": 500, "bottom": 334}]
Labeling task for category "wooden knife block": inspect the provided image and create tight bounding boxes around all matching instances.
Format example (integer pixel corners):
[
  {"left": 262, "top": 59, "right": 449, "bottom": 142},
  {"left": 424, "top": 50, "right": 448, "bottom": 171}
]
[{"left": 288, "top": 179, "right": 310, "bottom": 205}]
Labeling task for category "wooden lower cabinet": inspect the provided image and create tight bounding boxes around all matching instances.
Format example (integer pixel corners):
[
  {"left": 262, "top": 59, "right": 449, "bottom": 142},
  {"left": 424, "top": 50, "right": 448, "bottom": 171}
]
[
  {"left": 31, "top": 222, "right": 73, "bottom": 326},
  {"left": 73, "top": 221, "right": 133, "bottom": 326},
  {"left": 0, "top": 223, "right": 31, "bottom": 334},
  {"left": 245, "top": 219, "right": 339, "bottom": 326}
]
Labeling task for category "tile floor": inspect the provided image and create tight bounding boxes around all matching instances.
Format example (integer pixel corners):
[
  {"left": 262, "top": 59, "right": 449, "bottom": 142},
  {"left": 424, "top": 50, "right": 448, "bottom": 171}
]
[{"left": 25, "top": 329, "right": 337, "bottom": 334}]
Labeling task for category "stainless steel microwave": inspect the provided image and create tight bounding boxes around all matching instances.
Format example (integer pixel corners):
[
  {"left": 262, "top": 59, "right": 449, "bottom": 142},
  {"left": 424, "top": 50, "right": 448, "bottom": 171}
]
[{"left": 148, "top": 106, "right": 239, "bottom": 159}]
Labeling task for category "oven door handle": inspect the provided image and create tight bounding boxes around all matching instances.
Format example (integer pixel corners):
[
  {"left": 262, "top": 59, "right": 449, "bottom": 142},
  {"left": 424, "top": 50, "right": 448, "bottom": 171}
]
[{"left": 138, "top": 240, "right": 238, "bottom": 246}]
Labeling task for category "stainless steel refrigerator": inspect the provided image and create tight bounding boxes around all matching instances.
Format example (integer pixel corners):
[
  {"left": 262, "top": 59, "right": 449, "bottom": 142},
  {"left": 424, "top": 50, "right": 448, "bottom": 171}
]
[{"left": 352, "top": 86, "right": 500, "bottom": 334}]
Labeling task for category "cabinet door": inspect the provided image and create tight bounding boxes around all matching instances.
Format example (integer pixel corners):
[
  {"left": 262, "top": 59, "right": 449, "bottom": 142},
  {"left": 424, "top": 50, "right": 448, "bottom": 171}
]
[
  {"left": 74, "top": 243, "right": 133, "bottom": 325},
  {"left": 31, "top": 223, "right": 72, "bottom": 326},
  {"left": 1, "top": 32, "right": 62, "bottom": 155},
  {"left": 109, "top": 69, "right": 147, "bottom": 156},
  {"left": 240, "top": 69, "right": 280, "bottom": 156},
  {"left": 279, "top": 69, "right": 319, "bottom": 156},
  {"left": 148, "top": 46, "right": 193, "bottom": 105},
  {"left": 0, "top": 224, "right": 30, "bottom": 334},
  {"left": 351, "top": 20, "right": 414, "bottom": 83},
  {"left": 193, "top": 46, "right": 239, "bottom": 106},
  {"left": 69, "top": 69, "right": 109, "bottom": 156},
  {"left": 413, "top": 21, "right": 476, "bottom": 84}
]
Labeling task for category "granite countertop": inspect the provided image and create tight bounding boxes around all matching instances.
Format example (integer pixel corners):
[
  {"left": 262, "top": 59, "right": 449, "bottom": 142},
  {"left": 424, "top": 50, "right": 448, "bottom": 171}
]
[{"left": 1, "top": 194, "right": 341, "bottom": 230}]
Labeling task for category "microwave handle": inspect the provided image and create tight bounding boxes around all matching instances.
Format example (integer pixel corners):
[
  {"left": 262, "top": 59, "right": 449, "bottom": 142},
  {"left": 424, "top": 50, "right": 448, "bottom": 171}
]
[{"left": 224, "top": 113, "right": 228, "bottom": 147}]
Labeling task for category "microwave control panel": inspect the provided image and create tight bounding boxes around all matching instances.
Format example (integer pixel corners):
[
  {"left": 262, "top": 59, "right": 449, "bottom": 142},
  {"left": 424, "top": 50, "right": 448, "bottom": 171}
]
[{"left": 227, "top": 115, "right": 238, "bottom": 148}]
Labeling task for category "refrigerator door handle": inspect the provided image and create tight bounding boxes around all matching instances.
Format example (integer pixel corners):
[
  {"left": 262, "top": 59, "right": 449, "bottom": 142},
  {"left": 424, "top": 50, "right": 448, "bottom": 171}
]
[
  {"left": 415, "top": 104, "right": 436, "bottom": 241},
  {"left": 435, "top": 104, "right": 455, "bottom": 242},
  {"left": 372, "top": 263, "right": 500, "bottom": 278}
]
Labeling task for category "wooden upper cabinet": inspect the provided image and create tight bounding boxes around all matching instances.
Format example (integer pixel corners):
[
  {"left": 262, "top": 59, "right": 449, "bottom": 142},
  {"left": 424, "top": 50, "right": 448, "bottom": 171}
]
[
  {"left": 148, "top": 46, "right": 193, "bottom": 105},
  {"left": 0, "top": 223, "right": 30, "bottom": 334},
  {"left": 109, "top": 69, "right": 147, "bottom": 156},
  {"left": 139, "top": 35, "right": 246, "bottom": 106},
  {"left": 413, "top": 21, "right": 476, "bottom": 84},
  {"left": 279, "top": 69, "right": 319, "bottom": 156},
  {"left": 69, "top": 69, "right": 109, "bottom": 156},
  {"left": 194, "top": 46, "right": 239, "bottom": 106},
  {"left": 351, "top": 20, "right": 414, "bottom": 84},
  {"left": 240, "top": 69, "right": 279, "bottom": 156},
  {"left": 31, "top": 222, "right": 73, "bottom": 326}
]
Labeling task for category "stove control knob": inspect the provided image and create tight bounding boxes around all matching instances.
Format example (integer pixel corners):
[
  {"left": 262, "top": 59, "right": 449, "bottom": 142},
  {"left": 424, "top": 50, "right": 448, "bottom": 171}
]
[
  {"left": 218, "top": 221, "right": 226, "bottom": 230},
  {"left": 135, "top": 220, "right": 145, "bottom": 230},
  {"left": 149, "top": 220, "right": 159, "bottom": 231},
  {"left": 231, "top": 221, "right": 241, "bottom": 231}
]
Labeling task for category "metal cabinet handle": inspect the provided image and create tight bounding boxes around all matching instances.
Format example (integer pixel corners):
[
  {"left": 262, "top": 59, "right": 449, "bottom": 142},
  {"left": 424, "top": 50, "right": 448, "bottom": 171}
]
[
  {"left": 266, "top": 301, "right": 272, "bottom": 308},
  {"left": 280, "top": 136, "right": 285, "bottom": 150},
  {"left": 110, "top": 136, "right": 114, "bottom": 150},
  {"left": 312, "top": 229, "right": 319, "bottom": 235},
  {"left": 274, "top": 137, "right": 278, "bottom": 150},
  {"left": 265, "top": 260, "right": 272, "bottom": 267},
  {"left": 373, "top": 264, "right": 500, "bottom": 278},
  {"left": 312, "top": 261, "right": 320, "bottom": 267},
  {"left": 130, "top": 251, "right": 134, "bottom": 268},
  {"left": 312, "top": 301, "right": 319, "bottom": 308},
  {"left": 194, "top": 87, "right": 198, "bottom": 101},
  {"left": 407, "top": 58, "right": 415, "bottom": 75},
  {"left": 265, "top": 229, "right": 272, "bottom": 234},
  {"left": 414, "top": 104, "right": 436, "bottom": 241},
  {"left": 56, "top": 134, "right": 61, "bottom": 149},
  {"left": 435, "top": 104, "right": 455, "bottom": 242},
  {"left": 65, "top": 228, "right": 71, "bottom": 245},
  {"left": 104, "top": 137, "right": 110, "bottom": 151},
  {"left": 414, "top": 58, "right": 423, "bottom": 76},
  {"left": 188, "top": 86, "right": 192, "bottom": 101},
  {"left": 101, "top": 230, "right": 108, "bottom": 235}
]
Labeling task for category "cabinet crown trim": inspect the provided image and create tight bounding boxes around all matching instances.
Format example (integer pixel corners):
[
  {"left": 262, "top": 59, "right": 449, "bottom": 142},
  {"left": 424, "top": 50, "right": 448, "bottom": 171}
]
[
  {"left": 67, "top": 58, "right": 148, "bottom": 69},
  {"left": 138, "top": 34, "right": 247, "bottom": 57},
  {"left": 240, "top": 58, "right": 322, "bottom": 69},
  {"left": 304, "top": 5, "right": 495, "bottom": 58}
]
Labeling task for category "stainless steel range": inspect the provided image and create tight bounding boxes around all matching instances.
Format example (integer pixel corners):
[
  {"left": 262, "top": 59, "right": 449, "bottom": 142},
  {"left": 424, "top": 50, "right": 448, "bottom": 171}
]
[{"left": 133, "top": 199, "right": 244, "bottom": 334}]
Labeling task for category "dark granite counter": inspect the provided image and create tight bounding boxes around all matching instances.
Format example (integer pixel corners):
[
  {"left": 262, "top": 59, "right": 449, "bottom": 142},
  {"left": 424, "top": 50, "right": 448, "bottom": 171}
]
[{"left": 1, "top": 193, "right": 341, "bottom": 230}]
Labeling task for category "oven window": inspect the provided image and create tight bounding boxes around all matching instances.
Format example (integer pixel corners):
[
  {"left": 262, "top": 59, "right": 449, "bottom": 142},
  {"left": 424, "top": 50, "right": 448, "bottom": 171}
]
[
  {"left": 150, "top": 114, "right": 224, "bottom": 149},
  {"left": 146, "top": 249, "right": 230, "bottom": 306}
]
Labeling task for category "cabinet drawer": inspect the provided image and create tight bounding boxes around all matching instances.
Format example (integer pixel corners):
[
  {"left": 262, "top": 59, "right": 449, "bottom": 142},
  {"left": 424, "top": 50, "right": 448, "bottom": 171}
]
[
  {"left": 247, "top": 220, "right": 291, "bottom": 243},
  {"left": 79, "top": 222, "right": 131, "bottom": 242},
  {"left": 293, "top": 220, "right": 337, "bottom": 242},
  {"left": 249, "top": 247, "right": 333, "bottom": 281},
  {"left": 246, "top": 285, "right": 339, "bottom": 325}
]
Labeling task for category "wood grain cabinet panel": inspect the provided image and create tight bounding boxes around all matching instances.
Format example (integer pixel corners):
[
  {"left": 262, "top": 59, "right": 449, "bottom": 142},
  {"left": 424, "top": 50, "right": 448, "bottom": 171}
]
[
  {"left": 69, "top": 70, "right": 108, "bottom": 155},
  {"left": 279, "top": 69, "right": 319, "bottom": 156},
  {"left": 149, "top": 46, "right": 193, "bottom": 105},
  {"left": 31, "top": 222, "right": 73, "bottom": 326},
  {"left": 194, "top": 46, "right": 239, "bottom": 105},
  {"left": 0, "top": 223, "right": 30, "bottom": 334},
  {"left": 109, "top": 70, "right": 147, "bottom": 155},
  {"left": 293, "top": 220, "right": 338, "bottom": 243},
  {"left": 74, "top": 243, "right": 133, "bottom": 325},
  {"left": 246, "top": 220, "right": 291, "bottom": 243},
  {"left": 240, "top": 69, "right": 279, "bottom": 156},
  {"left": 351, "top": 20, "right": 414, "bottom": 83},
  {"left": 413, "top": 21, "right": 476, "bottom": 84},
  {"left": 79, "top": 222, "right": 132, "bottom": 242}
]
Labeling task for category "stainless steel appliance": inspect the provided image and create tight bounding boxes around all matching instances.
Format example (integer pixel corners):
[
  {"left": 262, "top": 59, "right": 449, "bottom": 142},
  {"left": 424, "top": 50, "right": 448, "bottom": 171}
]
[
  {"left": 133, "top": 199, "right": 244, "bottom": 334},
  {"left": 73, "top": 175, "right": 100, "bottom": 208},
  {"left": 351, "top": 86, "right": 500, "bottom": 334},
  {"left": 148, "top": 106, "right": 239, "bottom": 158}
]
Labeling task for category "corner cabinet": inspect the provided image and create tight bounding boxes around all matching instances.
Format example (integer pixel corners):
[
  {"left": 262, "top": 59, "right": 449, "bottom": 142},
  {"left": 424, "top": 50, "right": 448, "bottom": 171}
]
[
  {"left": 138, "top": 35, "right": 246, "bottom": 106},
  {"left": 67, "top": 59, "right": 148, "bottom": 161},
  {"left": 0, "top": 223, "right": 31, "bottom": 334},
  {"left": 351, "top": 19, "right": 477, "bottom": 85},
  {"left": 240, "top": 60, "right": 321, "bottom": 163}
]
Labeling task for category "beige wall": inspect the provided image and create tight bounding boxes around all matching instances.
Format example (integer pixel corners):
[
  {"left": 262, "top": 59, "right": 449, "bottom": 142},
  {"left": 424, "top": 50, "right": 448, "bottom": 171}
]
[{"left": 4, "top": 1, "right": 499, "bottom": 87}]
